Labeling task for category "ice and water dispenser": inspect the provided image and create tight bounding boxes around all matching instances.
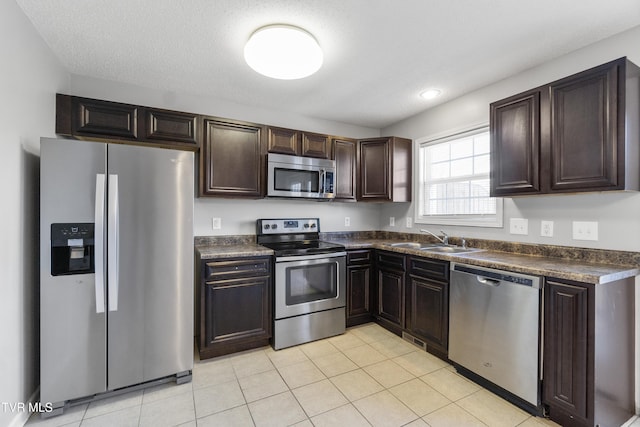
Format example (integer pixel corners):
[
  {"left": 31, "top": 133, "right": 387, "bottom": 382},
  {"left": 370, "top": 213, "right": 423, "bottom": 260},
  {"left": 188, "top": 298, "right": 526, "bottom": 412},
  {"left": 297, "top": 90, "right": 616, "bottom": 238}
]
[{"left": 50, "top": 223, "right": 95, "bottom": 275}]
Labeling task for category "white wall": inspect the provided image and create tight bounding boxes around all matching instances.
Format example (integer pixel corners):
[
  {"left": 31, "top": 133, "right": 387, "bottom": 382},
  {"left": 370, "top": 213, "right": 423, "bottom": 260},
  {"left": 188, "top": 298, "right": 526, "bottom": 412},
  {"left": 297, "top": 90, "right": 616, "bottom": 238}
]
[
  {"left": 195, "top": 198, "right": 381, "bottom": 236},
  {"left": 382, "top": 24, "right": 640, "bottom": 415},
  {"left": 0, "top": 2, "right": 68, "bottom": 427},
  {"left": 381, "top": 25, "right": 640, "bottom": 252}
]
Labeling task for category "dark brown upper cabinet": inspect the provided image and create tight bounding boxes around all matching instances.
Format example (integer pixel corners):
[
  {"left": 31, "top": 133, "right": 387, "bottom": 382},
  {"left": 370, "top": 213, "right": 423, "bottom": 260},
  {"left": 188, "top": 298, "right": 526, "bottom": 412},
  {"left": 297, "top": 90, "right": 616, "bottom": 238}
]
[
  {"left": 267, "top": 126, "right": 299, "bottom": 155},
  {"left": 200, "top": 118, "right": 265, "bottom": 198},
  {"left": 332, "top": 138, "right": 357, "bottom": 200},
  {"left": 56, "top": 94, "right": 199, "bottom": 150},
  {"left": 358, "top": 136, "right": 412, "bottom": 202},
  {"left": 143, "top": 108, "right": 198, "bottom": 146},
  {"left": 490, "top": 90, "right": 541, "bottom": 196},
  {"left": 301, "top": 132, "right": 331, "bottom": 158},
  {"left": 490, "top": 57, "right": 640, "bottom": 197},
  {"left": 267, "top": 126, "right": 332, "bottom": 159}
]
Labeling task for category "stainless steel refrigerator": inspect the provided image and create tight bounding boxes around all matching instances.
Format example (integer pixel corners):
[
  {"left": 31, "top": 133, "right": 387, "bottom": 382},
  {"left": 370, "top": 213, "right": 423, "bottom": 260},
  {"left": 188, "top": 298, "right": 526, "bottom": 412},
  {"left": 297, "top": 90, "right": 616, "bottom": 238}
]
[{"left": 40, "top": 138, "right": 194, "bottom": 414}]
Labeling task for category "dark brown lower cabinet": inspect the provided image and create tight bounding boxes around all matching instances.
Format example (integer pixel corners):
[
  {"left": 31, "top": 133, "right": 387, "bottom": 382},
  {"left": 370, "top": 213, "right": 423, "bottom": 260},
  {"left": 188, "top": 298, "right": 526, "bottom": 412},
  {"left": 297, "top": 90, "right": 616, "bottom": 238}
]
[
  {"left": 346, "top": 250, "right": 373, "bottom": 327},
  {"left": 543, "top": 277, "right": 634, "bottom": 427},
  {"left": 405, "top": 257, "right": 449, "bottom": 359},
  {"left": 197, "top": 256, "right": 272, "bottom": 359},
  {"left": 375, "top": 251, "right": 406, "bottom": 335}
]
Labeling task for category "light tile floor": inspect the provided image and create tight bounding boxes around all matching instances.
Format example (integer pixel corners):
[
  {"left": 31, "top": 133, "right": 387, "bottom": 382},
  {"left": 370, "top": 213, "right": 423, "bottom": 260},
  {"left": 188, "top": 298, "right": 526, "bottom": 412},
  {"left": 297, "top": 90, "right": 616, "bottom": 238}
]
[{"left": 24, "top": 323, "right": 629, "bottom": 427}]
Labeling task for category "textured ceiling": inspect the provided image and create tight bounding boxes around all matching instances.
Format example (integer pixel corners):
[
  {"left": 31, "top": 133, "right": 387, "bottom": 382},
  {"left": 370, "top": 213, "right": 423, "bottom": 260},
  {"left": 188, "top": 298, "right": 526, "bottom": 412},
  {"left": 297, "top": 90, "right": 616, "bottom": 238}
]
[{"left": 16, "top": 0, "right": 640, "bottom": 128}]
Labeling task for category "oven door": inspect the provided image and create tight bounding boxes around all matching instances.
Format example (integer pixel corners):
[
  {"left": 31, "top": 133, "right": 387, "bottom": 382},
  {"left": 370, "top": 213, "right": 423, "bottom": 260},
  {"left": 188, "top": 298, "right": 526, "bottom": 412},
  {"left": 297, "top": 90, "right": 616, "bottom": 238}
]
[{"left": 274, "top": 252, "right": 346, "bottom": 319}]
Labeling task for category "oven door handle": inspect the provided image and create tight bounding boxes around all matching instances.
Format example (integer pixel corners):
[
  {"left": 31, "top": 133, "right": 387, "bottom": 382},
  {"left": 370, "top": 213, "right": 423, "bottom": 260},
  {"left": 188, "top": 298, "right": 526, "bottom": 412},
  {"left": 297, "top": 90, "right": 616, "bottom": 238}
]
[{"left": 276, "top": 251, "right": 346, "bottom": 263}]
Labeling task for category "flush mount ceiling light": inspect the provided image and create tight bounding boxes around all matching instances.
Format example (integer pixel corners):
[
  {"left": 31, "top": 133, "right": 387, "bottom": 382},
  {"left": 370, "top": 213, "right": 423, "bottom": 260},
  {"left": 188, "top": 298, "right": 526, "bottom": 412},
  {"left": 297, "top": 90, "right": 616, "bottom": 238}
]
[
  {"left": 244, "top": 24, "right": 323, "bottom": 80},
  {"left": 420, "top": 88, "right": 442, "bottom": 100}
]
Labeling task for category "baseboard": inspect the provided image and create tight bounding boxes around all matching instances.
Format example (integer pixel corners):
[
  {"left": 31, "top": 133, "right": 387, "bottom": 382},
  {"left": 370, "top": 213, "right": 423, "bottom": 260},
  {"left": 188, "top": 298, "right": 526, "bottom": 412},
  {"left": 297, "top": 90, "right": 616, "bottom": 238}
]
[
  {"left": 621, "top": 415, "right": 638, "bottom": 427},
  {"left": 7, "top": 387, "right": 39, "bottom": 427}
]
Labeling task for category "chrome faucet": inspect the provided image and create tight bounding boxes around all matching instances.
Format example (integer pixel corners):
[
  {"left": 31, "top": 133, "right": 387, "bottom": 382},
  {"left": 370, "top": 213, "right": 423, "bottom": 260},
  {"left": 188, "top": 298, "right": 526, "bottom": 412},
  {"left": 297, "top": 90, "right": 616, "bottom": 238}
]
[{"left": 420, "top": 229, "right": 449, "bottom": 245}]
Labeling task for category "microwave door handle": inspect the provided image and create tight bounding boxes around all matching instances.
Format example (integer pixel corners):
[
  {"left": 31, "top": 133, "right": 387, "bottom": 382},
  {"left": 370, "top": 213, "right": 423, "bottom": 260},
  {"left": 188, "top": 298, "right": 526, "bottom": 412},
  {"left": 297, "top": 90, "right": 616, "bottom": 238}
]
[{"left": 320, "top": 169, "right": 326, "bottom": 194}]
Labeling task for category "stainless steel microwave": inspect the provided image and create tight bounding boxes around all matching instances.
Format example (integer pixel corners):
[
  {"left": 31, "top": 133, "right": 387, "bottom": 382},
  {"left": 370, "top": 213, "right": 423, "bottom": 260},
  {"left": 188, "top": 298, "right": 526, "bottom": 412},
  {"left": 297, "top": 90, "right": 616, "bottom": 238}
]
[{"left": 267, "top": 153, "right": 335, "bottom": 199}]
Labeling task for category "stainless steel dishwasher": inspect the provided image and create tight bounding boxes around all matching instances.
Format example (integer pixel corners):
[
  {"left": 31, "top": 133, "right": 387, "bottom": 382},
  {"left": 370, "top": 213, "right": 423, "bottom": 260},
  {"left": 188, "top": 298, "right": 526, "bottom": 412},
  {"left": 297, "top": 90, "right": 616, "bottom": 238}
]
[{"left": 449, "top": 263, "right": 542, "bottom": 413}]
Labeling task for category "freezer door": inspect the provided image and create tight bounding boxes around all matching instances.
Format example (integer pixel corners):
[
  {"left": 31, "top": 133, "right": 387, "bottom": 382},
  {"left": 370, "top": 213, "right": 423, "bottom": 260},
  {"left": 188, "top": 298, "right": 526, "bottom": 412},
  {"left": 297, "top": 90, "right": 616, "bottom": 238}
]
[
  {"left": 40, "top": 138, "right": 107, "bottom": 404},
  {"left": 106, "top": 144, "right": 194, "bottom": 390}
]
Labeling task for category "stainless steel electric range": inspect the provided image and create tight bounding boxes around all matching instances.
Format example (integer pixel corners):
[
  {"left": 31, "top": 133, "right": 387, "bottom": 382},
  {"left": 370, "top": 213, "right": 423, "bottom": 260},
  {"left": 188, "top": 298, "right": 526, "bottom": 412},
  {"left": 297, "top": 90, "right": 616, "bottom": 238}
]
[{"left": 256, "top": 218, "right": 346, "bottom": 350}]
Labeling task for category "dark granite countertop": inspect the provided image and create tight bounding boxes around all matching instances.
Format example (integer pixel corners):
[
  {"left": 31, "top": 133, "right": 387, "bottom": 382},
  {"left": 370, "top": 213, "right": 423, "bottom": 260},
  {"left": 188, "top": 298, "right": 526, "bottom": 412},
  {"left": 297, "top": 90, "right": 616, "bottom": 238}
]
[
  {"left": 329, "top": 238, "right": 639, "bottom": 285},
  {"left": 196, "top": 244, "right": 273, "bottom": 260},
  {"left": 194, "top": 233, "right": 639, "bottom": 285}
]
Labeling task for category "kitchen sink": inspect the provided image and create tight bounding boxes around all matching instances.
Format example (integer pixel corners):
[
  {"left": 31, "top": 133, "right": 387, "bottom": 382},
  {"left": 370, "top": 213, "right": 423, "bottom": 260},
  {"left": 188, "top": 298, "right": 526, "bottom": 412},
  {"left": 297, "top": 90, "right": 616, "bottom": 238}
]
[
  {"left": 388, "top": 242, "right": 442, "bottom": 249},
  {"left": 419, "top": 246, "right": 483, "bottom": 254}
]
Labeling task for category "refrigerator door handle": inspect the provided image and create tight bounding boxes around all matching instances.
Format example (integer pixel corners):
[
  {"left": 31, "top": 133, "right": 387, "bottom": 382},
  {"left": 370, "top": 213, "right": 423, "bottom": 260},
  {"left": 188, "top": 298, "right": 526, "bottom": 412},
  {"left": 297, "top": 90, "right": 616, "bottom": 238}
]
[
  {"left": 94, "top": 174, "right": 106, "bottom": 314},
  {"left": 108, "top": 174, "right": 119, "bottom": 312}
]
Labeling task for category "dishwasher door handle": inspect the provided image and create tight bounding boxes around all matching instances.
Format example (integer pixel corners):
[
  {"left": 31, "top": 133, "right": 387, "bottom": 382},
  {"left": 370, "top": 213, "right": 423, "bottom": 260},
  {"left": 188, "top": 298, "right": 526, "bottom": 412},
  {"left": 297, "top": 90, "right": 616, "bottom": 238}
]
[{"left": 477, "top": 276, "right": 501, "bottom": 287}]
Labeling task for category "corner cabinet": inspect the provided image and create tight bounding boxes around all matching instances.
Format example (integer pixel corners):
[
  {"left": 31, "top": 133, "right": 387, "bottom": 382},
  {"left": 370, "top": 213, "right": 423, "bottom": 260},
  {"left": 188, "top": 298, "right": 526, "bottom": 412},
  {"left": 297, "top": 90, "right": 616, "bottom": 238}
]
[
  {"left": 200, "top": 119, "right": 265, "bottom": 198},
  {"left": 490, "top": 57, "right": 640, "bottom": 196},
  {"left": 358, "top": 137, "right": 412, "bottom": 202},
  {"left": 543, "top": 277, "right": 634, "bottom": 427},
  {"left": 346, "top": 249, "right": 374, "bottom": 326},
  {"left": 197, "top": 256, "right": 272, "bottom": 359},
  {"left": 405, "top": 257, "right": 449, "bottom": 359}
]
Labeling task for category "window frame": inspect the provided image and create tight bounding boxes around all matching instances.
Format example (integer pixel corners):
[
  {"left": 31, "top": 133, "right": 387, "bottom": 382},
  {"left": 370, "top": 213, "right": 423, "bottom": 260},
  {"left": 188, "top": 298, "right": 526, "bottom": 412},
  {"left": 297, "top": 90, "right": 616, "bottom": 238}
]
[{"left": 414, "top": 125, "right": 503, "bottom": 228}]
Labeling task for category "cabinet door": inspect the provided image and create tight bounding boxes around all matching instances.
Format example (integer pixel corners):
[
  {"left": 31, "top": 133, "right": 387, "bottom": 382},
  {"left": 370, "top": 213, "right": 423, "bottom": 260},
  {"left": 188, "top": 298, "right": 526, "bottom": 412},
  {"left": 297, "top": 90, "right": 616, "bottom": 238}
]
[
  {"left": 490, "top": 90, "right": 541, "bottom": 196},
  {"left": 347, "top": 264, "right": 372, "bottom": 326},
  {"left": 204, "top": 276, "right": 271, "bottom": 347},
  {"left": 358, "top": 138, "right": 390, "bottom": 200},
  {"left": 267, "top": 126, "right": 300, "bottom": 155},
  {"left": 377, "top": 268, "right": 404, "bottom": 328},
  {"left": 549, "top": 60, "right": 623, "bottom": 191},
  {"left": 201, "top": 119, "right": 263, "bottom": 197},
  {"left": 301, "top": 132, "right": 331, "bottom": 158},
  {"left": 407, "top": 275, "right": 448, "bottom": 353},
  {"left": 71, "top": 96, "right": 139, "bottom": 140},
  {"left": 333, "top": 138, "right": 357, "bottom": 200},
  {"left": 543, "top": 279, "right": 591, "bottom": 423},
  {"left": 143, "top": 108, "right": 198, "bottom": 147}
]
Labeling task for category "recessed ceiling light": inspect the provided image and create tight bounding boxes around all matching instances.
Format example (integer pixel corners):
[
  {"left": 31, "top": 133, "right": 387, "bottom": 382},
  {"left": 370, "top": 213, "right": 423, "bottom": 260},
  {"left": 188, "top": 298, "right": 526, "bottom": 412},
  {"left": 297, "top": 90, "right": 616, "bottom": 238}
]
[
  {"left": 420, "top": 89, "right": 441, "bottom": 100},
  {"left": 244, "top": 24, "right": 323, "bottom": 80}
]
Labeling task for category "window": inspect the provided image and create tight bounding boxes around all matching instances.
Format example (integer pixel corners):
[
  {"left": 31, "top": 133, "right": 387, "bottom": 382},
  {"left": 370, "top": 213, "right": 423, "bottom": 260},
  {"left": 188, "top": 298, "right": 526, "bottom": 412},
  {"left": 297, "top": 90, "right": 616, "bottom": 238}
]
[{"left": 416, "top": 127, "right": 502, "bottom": 227}]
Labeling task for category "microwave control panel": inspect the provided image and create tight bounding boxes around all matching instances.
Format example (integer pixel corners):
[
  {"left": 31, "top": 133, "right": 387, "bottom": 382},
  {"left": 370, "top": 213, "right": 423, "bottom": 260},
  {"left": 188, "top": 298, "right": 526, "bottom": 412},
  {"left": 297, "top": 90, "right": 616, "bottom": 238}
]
[{"left": 257, "top": 218, "right": 319, "bottom": 234}]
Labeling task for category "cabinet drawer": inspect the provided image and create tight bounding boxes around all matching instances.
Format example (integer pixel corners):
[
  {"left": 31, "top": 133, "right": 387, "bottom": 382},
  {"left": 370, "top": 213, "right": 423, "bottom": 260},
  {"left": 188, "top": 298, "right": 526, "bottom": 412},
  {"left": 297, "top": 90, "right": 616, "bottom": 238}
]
[
  {"left": 204, "top": 257, "right": 271, "bottom": 281},
  {"left": 376, "top": 251, "right": 406, "bottom": 271},
  {"left": 347, "top": 249, "right": 372, "bottom": 265},
  {"left": 409, "top": 257, "right": 449, "bottom": 281}
]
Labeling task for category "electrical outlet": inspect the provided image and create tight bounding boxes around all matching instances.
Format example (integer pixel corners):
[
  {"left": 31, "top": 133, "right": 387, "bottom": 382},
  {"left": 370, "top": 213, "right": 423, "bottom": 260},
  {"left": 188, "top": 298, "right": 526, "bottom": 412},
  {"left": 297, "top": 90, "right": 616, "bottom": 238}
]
[
  {"left": 573, "top": 221, "right": 598, "bottom": 241},
  {"left": 212, "top": 217, "right": 222, "bottom": 230},
  {"left": 389, "top": 217, "right": 395, "bottom": 227},
  {"left": 509, "top": 218, "right": 528, "bottom": 235},
  {"left": 344, "top": 217, "right": 351, "bottom": 227},
  {"left": 540, "top": 220, "right": 554, "bottom": 237},
  {"left": 406, "top": 217, "right": 413, "bottom": 228}
]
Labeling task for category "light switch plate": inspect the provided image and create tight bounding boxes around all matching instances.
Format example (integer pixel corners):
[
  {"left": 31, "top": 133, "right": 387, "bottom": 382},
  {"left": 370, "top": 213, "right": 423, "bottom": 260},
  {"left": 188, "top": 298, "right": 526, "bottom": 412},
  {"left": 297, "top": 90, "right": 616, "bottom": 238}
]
[
  {"left": 406, "top": 217, "right": 413, "bottom": 228},
  {"left": 389, "top": 217, "right": 395, "bottom": 227},
  {"left": 540, "top": 220, "right": 554, "bottom": 237},
  {"left": 573, "top": 221, "right": 598, "bottom": 241},
  {"left": 509, "top": 218, "right": 528, "bottom": 235},
  {"left": 344, "top": 217, "right": 351, "bottom": 227},
  {"left": 212, "top": 217, "right": 222, "bottom": 230}
]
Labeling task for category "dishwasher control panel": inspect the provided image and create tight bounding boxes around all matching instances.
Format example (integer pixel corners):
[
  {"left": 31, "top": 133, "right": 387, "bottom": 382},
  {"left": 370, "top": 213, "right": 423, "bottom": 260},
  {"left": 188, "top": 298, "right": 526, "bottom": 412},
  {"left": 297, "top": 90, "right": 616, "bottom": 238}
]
[{"left": 451, "top": 263, "right": 541, "bottom": 288}]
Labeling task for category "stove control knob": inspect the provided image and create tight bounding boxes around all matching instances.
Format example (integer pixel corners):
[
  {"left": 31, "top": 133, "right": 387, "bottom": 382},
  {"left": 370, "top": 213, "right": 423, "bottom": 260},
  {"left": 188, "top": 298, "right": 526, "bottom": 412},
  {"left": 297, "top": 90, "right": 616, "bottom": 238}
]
[
  {"left": 264, "top": 224, "right": 270, "bottom": 229},
  {"left": 271, "top": 224, "right": 278, "bottom": 229},
  {"left": 304, "top": 224, "right": 310, "bottom": 228},
  {"left": 310, "top": 223, "right": 316, "bottom": 228}
]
